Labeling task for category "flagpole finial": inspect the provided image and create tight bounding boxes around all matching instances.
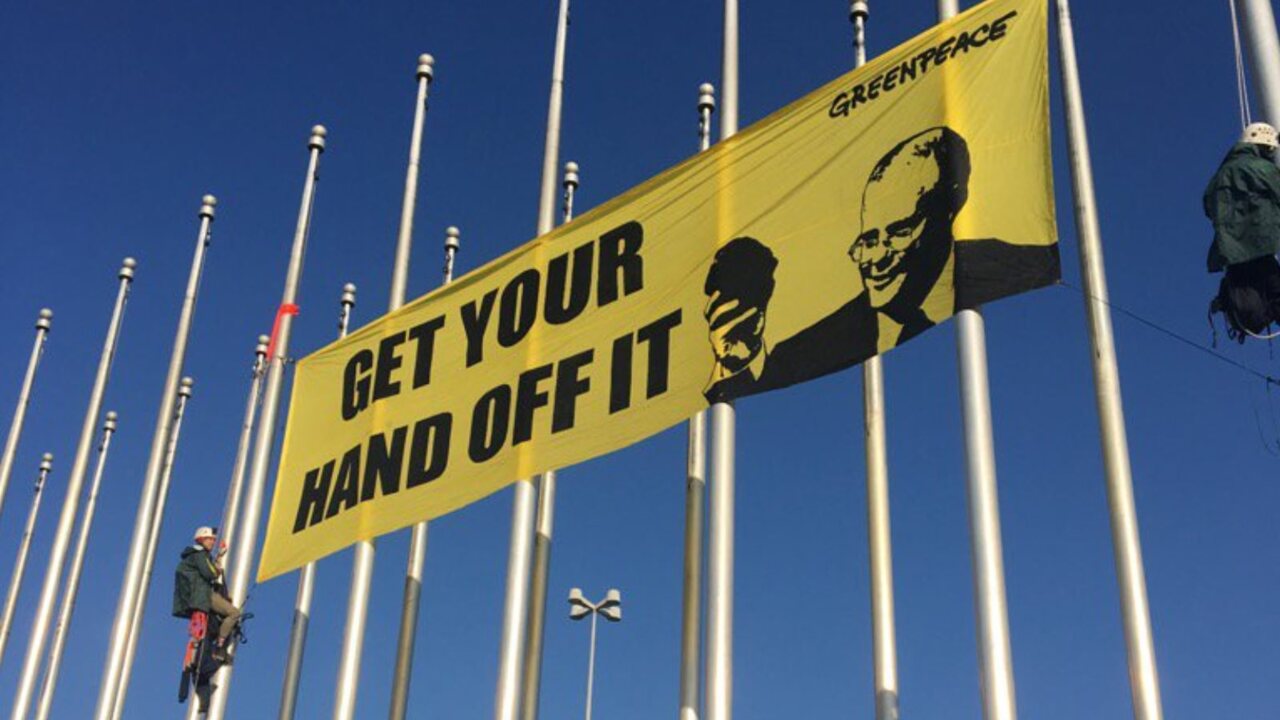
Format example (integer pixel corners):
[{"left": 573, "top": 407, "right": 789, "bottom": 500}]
[
  {"left": 39, "top": 453, "right": 52, "bottom": 472},
  {"left": 417, "top": 53, "right": 435, "bottom": 81},
  {"left": 200, "top": 194, "right": 218, "bottom": 219},
  {"left": 341, "top": 283, "right": 357, "bottom": 307},
  {"left": 850, "top": 0, "right": 869, "bottom": 20},
  {"left": 445, "top": 226, "right": 461, "bottom": 252},
  {"left": 699, "top": 83, "right": 716, "bottom": 112},
  {"left": 118, "top": 257, "right": 137, "bottom": 280},
  {"left": 309, "top": 125, "right": 328, "bottom": 152},
  {"left": 179, "top": 377, "right": 194, "bottom": 398},
  {"left": 104, "top": 411, "right": 118, "bottom": 431},
  {"left": 255, "top": 334, "right": 270, "bottom": 358},
  {"left": 563, "top": 161, "right": 579, "bottom": 189},
  {"left": 36, "top": 308, "right": 53, "bottom": 331}
]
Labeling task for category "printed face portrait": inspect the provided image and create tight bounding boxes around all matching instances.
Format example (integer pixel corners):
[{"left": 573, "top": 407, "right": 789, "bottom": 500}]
[
  {"left": 847, "top": 127, "right": 970, "bottom": 311},
  {"left": 703, "top": 237, "right": 777, "bottom": 373}
]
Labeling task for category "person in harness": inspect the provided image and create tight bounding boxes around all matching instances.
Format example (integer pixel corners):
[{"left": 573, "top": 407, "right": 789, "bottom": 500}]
[
  {"left": 1206, "top": 122, "right": 1280, "bottom": 341},
  {"left": 172, "top": 526, "right": 241, "bottom": 661}
]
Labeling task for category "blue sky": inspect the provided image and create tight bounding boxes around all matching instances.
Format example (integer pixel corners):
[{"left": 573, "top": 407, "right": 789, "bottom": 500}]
[{"left": 2, "top": 0, "right": 1278, "bottom": 718}]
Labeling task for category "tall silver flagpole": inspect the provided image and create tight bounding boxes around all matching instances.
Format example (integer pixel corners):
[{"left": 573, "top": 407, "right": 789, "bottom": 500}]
[
  {"left": 334, "top": 53, "right": 434, "bottom": 720},
  {"left": 518, "top": 162, "right": 578, "bottom": 720},
  {"left": 12, "top": 255, "right": 137, "bottom": 720},
  {"left": 218, "top": 335, "right": 270, "bottom": 570},
  {"left": 0, "top": 309, "right": 53, "bottom": 524},
  {"left": 35, "top": 414, "right": 116, "bottom": 720},
  {"left": 1240, "top": 0, "right": 1280, "bottom": 127},
  {"left": 92, "top": 196, "right": 214, "bottom": 720},
  {"left": 934, "top": 3, "right": 1018, "bottom": 719},
  {"left": 1053, "top": 2, "right": 1163, "bottom": 718},
  {"left": 849, "top": 4, "right": 900, "bottom": 719},
  {"left": 111, "top": 378, "right": 194, "bottom": 720},
  {"left": 205, "top": 125, "right": 327, "bottom": 720},
  {"left": 679, "top": 83, "right": 714, "bottom": 720},
  {"left": 277, "top": 283, "right": 356, "bottom": 720},
  {"left": 706, "top": 1, "right": 738, "bottom": 718},
  {"left": 495, "top": 2, "right": 570, "bottom": 718},
  {"left": 389, "top": 226, "right": 458, "bottom": 720},
  {"left": 0, "top": 454, "right": 52, "bottom": 666},
  {"left": 384, "top": 54, "right": 435, "bottom": 712}
]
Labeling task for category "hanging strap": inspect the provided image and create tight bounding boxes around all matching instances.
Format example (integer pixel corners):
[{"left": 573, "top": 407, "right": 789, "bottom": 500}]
[{"left": 264, "top": 303, "right": 300, "bottom": 361}]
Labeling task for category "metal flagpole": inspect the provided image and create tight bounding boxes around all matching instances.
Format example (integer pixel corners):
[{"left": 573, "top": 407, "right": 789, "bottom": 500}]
[
  {"left": 12, "top": 255, "right": 137, "bottom": 720},
  {"left": 389, "top": 226, "right": 457, "bottom": 720},
  {"left": 1052, "top": 2, "right": 1163, "bottom": 718},
  {"left": 1239, "top": 0, "right": 1280, "bottom": 128},
  {"left": 495, "top": 1, "right": 570, "bottom": 717},
  {"left": 849, "top": 4, "right": 900, "bottom": 719},
  {"left": 933, "top": 3, "right": 1018, "bottom": 719},
  {"left": 705, "top": 1, "right": 738, "bottom": 718},
  {"left": 35, "top": 413, "right": 116, "bottom": 720},
  {"left": 386, "top": 56, "right": 438, "bottom": 716},
  {"left": 679, "top": 83, "right": 714, "bottom": 720},
  {"left": 0, "top": 454, "right": 51, "bottom": 666},
  {"left": 111, "top": 378, "right": 194, "bottom": 720},
  {"left": 518, "top": 162, "right": 578, "bottom": 720},
  {"left": 91, "top": 196, "right": 214, "bottom": 720},
  {"left": 204, "top": 125, "right": 327, "bottom": 720},
  {"left": 334, "top": 52, "right": 434, "bottom": 720},
  {"left": 277, "top": 283, "right": 355, "bottom": 720},
  {"left": 218, "top": 335, "right": 270, "bottom": 569},
  {"left": 0, "top": 309, "right": 53, "bottom": 524}
]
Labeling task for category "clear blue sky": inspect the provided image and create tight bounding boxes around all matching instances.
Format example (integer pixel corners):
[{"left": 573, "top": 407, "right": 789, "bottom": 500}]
[{"left": 2, "top": 0, "right": 1277, "bottom": 718}]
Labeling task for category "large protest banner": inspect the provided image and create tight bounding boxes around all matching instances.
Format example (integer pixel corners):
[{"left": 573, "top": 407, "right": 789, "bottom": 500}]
[{"left": 258, "top": 0, "right": 1057, "bottom": 580}]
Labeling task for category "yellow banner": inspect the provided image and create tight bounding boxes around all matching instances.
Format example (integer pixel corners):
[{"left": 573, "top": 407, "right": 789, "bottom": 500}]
[{"left": 259, "top": 0, "right": 1056, "bottom": 581}]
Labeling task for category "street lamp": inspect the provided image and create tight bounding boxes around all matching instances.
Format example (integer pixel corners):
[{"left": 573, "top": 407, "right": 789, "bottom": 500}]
[{"left": 568, "top": 588, "right": 621, "bottom": 720}]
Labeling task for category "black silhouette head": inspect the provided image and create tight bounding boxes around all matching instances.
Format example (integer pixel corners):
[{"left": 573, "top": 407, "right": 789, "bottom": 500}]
[
  {"left": 848, "top": 127, "right": 971, "bottom": 314},
  {"left": 704, "top": 236, "right": 777, "bottom": 373}
]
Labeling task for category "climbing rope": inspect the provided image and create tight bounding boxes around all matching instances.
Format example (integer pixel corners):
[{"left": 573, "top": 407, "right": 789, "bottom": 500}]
[{"left": 1229, "top": 0, "right": 1253, "bottom": 128}]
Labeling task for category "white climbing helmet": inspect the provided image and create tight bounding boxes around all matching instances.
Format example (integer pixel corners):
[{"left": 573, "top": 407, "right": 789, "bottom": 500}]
[{"left": 1241, "top": 122, "right": 1280, "bottom": 148}]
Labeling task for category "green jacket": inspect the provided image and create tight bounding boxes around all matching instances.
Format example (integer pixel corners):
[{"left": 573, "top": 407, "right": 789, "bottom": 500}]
[
  {"left": 173, "top": 545, "right": 220, "bottom": 618},
  {"left": 1204, "top": 142, "right": 1280, "bottom": 272}
]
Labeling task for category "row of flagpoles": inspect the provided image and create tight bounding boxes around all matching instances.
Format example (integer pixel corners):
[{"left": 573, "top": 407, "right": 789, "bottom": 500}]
[{"left": 2, "top": 0, "right": 1280, "bottom": 717}]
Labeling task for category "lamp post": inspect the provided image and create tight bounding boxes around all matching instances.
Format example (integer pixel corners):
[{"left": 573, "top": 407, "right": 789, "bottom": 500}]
[{"left": 568, "top": 588, "right": 621, "bottom": 720}]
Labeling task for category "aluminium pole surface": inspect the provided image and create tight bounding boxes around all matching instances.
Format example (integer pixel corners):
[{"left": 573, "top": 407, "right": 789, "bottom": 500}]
[
  {"left": 13, "top": 255, "right": 137, "bottom": 720},
  {"left": 387, "top": 54, "right": 445, "bottom": 706},
  {"left": 0, "top": 454, "right": 51, "bottom": 666},
  {"left": 1239, "top": 0, "right": 1280, "bottom": 128},
  {"left": 0, "top": 309, "right": 52, "bottom": 525},
  {"left": 333, "top": 53, "right": 434, "bottom": 720},
  {"left": 111, "top": 378, "right": 193, "bottom": 720},
  {"left": 680, "top": 83, "right": 714, "bottom": 720},
  {"left": 851, "top": 3, "right": 900, "bottom": 719},
  {"left": 706, "top": 1, "right": 737, "bottom": 719},
  {"left": 495, "top": 0, "right": 571, "bottom": 717},
  {"left": 35, "top": 413, "right": 115, "bottom": 720},
  {"left": 277, "top": 283, "right": 355, "bottom": 720},
  {"left": 388, "top": 56, "right": 438, "bottom": 716},
  {"left": 583, "top": 610, "right": 598, "bottom": 720},
  {"left": 388, "top": 227, "right": 457, "bottom": 720},
  {"left": 519, "top": 163, "right": 578, "bottom": 720},
  {"left": 92, "top": 196, "right": 214, "bottom": 720},
  {"left": 218, "top": 335, "right": 270, "bottom": 571},
  {"left": 1054, "top": 2, "right": 1162, "bottom": 718},
  {"left": 205, "top": 125, "right": 327, "bottom": 720},
  {"left": 937, "top": 4, "right": 1017, "bottom": 719}
]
